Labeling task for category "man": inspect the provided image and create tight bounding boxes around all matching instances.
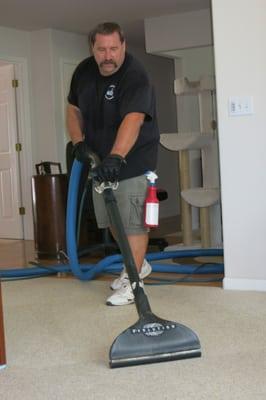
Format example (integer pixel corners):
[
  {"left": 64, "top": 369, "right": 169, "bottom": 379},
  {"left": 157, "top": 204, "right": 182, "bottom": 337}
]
[{"left": 67, "top": 22, "right": 159, "bottom": 306}]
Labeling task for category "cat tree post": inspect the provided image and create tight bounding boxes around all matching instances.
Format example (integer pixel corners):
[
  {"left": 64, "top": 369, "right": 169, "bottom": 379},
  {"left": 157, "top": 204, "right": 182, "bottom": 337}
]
[
  {"left": 200, "top": 207, "right": 211, "bottom": 248},
  {"left": 179, "top": 150, "right": 192, "bottom": 245}
]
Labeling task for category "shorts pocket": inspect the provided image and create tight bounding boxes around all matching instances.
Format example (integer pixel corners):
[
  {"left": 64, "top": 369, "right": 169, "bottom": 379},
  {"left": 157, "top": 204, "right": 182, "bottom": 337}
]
[{"left": 129, "top": 195, "right": 145, "bottom": 227}]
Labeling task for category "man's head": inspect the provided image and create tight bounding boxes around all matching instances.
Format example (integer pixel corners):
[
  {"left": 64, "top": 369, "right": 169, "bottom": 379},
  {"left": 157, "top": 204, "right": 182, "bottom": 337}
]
[{"left": 89, "top": 22, "right": 126, "bottom": 76}]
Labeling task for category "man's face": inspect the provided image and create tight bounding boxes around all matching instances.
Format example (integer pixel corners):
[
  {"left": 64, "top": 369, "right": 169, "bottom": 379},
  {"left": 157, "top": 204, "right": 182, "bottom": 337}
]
[{"left": 92, "top": 32, "right": 126, "bottom": 76}]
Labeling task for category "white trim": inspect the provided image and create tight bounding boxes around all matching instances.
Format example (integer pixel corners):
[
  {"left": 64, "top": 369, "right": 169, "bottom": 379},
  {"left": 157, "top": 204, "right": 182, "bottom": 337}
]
[
  {"left": 223, "top": 278, "right": 266, "bottom": 292},
  {"left": 0, "top": 55, "right": 33, "bottom": 239}
]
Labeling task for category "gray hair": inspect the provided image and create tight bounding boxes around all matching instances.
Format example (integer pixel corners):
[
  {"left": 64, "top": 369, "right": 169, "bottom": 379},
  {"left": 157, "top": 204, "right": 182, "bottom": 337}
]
[{"left": 89, "top": 22, "right": 125, "bottom": 46}]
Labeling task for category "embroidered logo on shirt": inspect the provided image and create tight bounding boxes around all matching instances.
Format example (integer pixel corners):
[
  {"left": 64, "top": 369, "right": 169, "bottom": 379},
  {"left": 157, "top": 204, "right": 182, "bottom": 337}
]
[{"left": 105, "top": 85, "right": 116, "bottom": 100}]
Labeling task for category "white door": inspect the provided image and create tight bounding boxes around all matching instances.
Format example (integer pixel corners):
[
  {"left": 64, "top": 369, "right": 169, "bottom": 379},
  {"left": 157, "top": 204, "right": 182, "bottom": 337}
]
[{"left": 0, "top": 64, "right": 23, "bottom": 239}]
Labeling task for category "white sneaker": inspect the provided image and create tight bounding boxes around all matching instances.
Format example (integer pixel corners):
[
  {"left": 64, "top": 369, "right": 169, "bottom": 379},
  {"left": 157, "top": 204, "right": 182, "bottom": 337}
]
[
  {"left": 106, "top": 279, "right": 135, "bottom": 306},
  {"left": 110, "top": 259, "right": 152, "bottom": 291}
]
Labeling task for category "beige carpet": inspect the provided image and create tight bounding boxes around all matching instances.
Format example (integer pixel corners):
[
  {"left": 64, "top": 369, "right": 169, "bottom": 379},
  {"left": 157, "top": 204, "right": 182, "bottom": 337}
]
[{"left": 0, "top": 278, "right": 266, "bottom": 400}]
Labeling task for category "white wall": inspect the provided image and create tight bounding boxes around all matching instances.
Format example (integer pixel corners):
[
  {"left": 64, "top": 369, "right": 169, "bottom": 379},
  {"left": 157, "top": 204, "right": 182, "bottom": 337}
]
[
  {"left": 144, "top": 9, "right": 212, "bottom": 54},
  {"left": 212, "top": 0, "right": 266, "bottom": 291},
  {"left": 0, "top": 26, "right": 31, "bottom": 57},
  {"left": 30, "top": 30, "right": 57, "bottom": 165}
]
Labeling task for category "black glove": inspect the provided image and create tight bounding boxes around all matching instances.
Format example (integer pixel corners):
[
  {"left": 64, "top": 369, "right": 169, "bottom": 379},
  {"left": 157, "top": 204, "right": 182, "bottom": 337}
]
[
  {"left": 72, "top": 141, "right": 91, "bottom": 163},
  {"left": 93, "top": 154, "right": 126, "bottom": 183}
]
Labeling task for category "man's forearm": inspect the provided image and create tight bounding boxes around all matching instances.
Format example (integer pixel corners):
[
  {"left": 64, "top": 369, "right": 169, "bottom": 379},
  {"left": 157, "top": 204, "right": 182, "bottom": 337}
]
[
  {"left": 66, "top": 104, "right": 84, "bottom": 144},
  {"left": 111, "top": 112, "right": 145, "bottom": 157}
]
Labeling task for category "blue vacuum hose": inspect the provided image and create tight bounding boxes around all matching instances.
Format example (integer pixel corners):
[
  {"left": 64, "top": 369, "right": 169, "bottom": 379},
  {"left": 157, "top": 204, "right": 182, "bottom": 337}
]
[
  {"left": 0, "top": 160, "right": 224, "bottom": 280},
  {"left": 66, "top": 159, "right": 103, "bottom": 280}
]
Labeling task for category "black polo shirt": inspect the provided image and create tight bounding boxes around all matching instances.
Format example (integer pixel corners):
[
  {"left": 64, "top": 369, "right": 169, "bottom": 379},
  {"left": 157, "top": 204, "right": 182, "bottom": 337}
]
[{"left": 68, "top": 52, "right": 159, "bottom": 180}]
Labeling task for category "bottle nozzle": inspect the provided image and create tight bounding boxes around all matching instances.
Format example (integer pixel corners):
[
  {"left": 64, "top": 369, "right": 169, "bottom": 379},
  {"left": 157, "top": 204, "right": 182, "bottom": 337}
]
[{"left": 145, "top": 171, "right": 158, "bottom": 184}]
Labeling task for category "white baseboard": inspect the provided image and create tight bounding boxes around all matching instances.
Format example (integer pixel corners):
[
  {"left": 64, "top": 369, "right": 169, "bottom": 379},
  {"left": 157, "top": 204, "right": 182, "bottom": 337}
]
[{"left": 223, "top": 278, "right": 266, "bottom": 292}]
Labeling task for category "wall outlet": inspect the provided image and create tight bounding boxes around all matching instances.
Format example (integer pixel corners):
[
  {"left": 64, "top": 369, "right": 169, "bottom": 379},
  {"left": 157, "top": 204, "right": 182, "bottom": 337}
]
[{"left": 228, "top": 96, "right": 254, "bottom": 116}]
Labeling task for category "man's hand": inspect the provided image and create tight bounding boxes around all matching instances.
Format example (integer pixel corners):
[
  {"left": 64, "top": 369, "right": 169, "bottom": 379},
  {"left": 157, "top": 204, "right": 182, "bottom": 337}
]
[
  {"left": 93, "top": 154, "right": 126, "bottom": 183},
  {"left": 72, "top": 141, "right": 91, "bottom": 163}
]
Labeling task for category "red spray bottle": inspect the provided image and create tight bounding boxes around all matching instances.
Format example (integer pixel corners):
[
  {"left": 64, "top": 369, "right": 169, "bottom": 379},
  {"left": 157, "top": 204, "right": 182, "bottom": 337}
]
[{"left": 144, "top": 171, "right": 159, "bottom": 228}]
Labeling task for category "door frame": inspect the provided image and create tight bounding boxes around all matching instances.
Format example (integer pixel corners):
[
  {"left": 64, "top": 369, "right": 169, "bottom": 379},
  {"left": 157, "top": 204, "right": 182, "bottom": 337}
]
[{"left": 0, "top": 55, "right": 33, "bottom": 240}]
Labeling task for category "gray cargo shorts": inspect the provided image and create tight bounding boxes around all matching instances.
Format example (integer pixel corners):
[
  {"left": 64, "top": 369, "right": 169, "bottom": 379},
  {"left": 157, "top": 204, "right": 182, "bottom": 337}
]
[{"left": 92, "top": 175, "right": 149, "bottom": 235}]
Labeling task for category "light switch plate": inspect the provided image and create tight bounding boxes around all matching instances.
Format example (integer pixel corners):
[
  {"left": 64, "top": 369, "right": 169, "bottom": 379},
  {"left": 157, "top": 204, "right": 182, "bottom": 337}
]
[{"left": 228, "top": 96, "right": 254, "bottom": 116}]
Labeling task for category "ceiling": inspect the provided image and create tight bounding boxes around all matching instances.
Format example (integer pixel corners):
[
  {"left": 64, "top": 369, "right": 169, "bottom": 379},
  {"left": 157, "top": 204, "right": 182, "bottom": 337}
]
[{"left": 0, "top": 0, "right": 210, "bottom": 46}]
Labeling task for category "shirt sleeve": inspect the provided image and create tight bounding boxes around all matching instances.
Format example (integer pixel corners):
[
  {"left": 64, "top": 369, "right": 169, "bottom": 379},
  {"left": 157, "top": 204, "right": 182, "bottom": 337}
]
[{"left": 67, "top": 67, "right": 79, "bottom": 107}]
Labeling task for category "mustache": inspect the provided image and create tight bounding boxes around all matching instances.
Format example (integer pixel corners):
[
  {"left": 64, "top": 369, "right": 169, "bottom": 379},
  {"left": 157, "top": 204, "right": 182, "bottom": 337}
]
[{"left": 100, "top": 60, "right": 117, "bottom": 67}]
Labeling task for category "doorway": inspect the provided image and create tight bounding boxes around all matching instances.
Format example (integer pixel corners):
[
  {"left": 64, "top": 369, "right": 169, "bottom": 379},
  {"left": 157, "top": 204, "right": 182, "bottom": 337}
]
[{"left": 0, "top": 62, "right": 23, "bottom": 239}]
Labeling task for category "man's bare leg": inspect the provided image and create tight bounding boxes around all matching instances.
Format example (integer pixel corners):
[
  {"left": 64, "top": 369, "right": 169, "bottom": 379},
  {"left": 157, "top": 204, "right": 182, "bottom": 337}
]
[
  {"left": 109, "top": 228, "right": 149, "bottom": 273},
  {"left": 127, "top": 233, "right": 149, "bottom": 273}
]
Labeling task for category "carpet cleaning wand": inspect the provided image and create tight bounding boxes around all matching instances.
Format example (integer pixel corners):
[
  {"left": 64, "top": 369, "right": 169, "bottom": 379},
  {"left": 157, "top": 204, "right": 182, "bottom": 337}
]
[
  {"left": 88, "top": 165, "right": 201, "bottom": 367},
  {"left": 102, "top": 184, "right": 201, "bottom": 368},
  {"left": 144, "top": 171, "right": 159, "bottom": 228}
]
